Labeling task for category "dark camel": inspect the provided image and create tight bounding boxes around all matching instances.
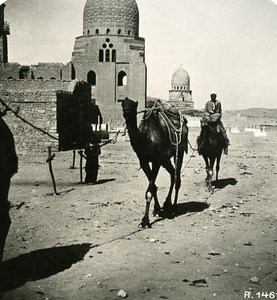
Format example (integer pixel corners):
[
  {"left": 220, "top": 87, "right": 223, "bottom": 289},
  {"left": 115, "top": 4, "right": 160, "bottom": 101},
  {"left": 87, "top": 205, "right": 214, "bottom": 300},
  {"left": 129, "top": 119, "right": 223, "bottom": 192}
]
[
  {"left": 197, "top": 119, "right": 225, "bottom": 192},
  {"left": 122, "top": 98, "right": 188, "bottom": 228},
  {"left": 0, "top": 107, "right": 18, "bottom": 263}
]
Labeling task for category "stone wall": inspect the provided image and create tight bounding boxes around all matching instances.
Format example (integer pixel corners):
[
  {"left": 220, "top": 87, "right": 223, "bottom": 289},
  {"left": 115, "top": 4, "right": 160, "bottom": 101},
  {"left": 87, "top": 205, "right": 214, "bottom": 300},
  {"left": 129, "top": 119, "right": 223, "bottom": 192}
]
[
  {"left": 0, "top": 62, "right": 74, "bottom": 80},
  {"left": 0, "top": 79, "right": 71, "bottom": 153}
]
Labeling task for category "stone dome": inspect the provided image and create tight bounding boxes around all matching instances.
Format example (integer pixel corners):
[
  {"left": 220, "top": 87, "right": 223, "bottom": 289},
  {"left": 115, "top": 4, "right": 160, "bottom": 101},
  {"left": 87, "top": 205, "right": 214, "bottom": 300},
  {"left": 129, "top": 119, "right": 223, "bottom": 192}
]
[
  {"left": 171, "top": 66, "right": 190, "bottom": 88},
  {"left": 83, "top": 0, "right": 139, "bottom": 36}
]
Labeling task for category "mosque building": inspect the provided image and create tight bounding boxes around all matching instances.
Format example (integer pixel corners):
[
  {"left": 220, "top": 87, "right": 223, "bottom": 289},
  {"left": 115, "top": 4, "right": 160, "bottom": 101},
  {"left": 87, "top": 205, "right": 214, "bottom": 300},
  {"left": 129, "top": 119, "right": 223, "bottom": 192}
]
[
  {"left": 168, "top": 65, "right": 194, "bottom": 112},
  {"left": 0, "top": 0, "right": 147, "bottom": 122}
]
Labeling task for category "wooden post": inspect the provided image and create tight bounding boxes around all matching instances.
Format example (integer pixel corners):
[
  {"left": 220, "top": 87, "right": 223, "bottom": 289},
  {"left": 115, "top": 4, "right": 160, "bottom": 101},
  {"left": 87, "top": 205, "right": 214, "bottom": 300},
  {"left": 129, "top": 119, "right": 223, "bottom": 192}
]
[
  {"left": 46, "top": 146, "right": 58, "bottom": 195},
  {"left": 79, "top": 149, "right": 83, "bottom": 183},
  {"left": 70, "top": 149, "right": 76, "bottom": 169}
]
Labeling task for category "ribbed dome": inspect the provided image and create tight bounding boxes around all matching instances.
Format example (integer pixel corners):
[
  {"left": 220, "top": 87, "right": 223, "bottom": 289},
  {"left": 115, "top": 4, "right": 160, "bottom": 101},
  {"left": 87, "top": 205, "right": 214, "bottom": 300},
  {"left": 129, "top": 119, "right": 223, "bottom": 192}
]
[
  {"left": 171, "top": 67, "right": 190, "bottom": 87},
  {"left": 83, "top": 0, "right": 139, "bottom": 36}
]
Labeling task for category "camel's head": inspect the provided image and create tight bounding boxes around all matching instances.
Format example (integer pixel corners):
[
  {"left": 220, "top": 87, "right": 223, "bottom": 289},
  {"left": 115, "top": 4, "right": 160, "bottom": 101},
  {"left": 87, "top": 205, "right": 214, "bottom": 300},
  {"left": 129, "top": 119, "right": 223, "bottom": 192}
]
[{"left": 121, "top": 97, "right": 138, "bottom": 121}]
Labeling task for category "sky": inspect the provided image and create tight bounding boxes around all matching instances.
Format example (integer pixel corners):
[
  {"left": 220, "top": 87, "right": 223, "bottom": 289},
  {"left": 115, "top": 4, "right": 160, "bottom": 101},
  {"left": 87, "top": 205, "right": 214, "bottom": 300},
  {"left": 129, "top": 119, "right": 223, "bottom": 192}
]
[{"left": 2, "top": 0, "right": 277, "bottom": 110}]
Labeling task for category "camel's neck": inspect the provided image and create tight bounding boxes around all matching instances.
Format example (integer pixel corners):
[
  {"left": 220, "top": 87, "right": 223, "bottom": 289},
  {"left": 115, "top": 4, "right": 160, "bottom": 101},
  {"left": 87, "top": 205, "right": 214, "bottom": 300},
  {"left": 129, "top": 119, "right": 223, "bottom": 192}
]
[
  {"left": 125, "top": 115, "right": 143, "bottom": 152},
  {"left": 125, "top": 116, "right": 139, "bottom": 137}
]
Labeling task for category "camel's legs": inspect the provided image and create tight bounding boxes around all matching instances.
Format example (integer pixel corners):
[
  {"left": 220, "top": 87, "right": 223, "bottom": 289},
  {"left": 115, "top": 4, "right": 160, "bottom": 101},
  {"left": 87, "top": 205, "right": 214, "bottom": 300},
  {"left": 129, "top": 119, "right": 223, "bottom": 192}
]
[
  {"left": 203, "top": 155, "right": 215, "bottom": 192},
  {"left": 161, "top": 159, "right": 175, "bottom": 211},
  {"left": 151, "top": 163, "right": 161, "bottom": 216},
  {"left": 215, "top": 151, "right": 222, "bottom": 182},
  {"left": 208, "top": 157, "right": 216, "bottom": 192},
  {"left": 139, "top": 161, "right": 160, "bottom": 228},
  {"left": 203, "top": 156, "right": 210, "bottom": 186},
  {"left": 173, "top": 151, "right": 184, "bottom": 208}
]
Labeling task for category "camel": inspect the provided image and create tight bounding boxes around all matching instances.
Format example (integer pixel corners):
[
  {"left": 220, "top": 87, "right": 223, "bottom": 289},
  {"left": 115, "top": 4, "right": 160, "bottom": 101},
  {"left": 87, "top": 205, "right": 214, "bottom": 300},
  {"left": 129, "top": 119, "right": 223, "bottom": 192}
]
[
  {"left": 197, "top": 118, "right": 225, "bottom": 192},
  {"left": 0, "top": 107, "right": 18, "bottom": 262},
  {"left": 121, "top": 98, "right": 188, "bottom": 228}
]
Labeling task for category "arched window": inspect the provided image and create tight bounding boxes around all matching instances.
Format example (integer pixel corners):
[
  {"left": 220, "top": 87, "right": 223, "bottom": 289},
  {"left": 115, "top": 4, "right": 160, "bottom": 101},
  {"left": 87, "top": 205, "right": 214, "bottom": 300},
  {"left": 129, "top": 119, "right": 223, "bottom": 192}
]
[
  {"left": 106, "top": 28, "right": 110, "bottom": 34},
  {"left": 128, "top": 30, "right": 131, "bottom": 35},
  {"left": 87, "top": 30, "right": 90, "bottom": 35},
  {"left": 118, "top": 71, "right": 127, "bottom": 86},
  {"left": 50, "top": 77, "right": 56, "bottom": 80},
  {"left": 7, "top": 76, "right": 14, "bottom": 80},
  {"left": 87, "top": 71, "right": 96, "bottom": 86},
  {"left": 95, "top": 29, "right": 99, "bottom": 34},
  {"left": 112, "top": 49, "right": 116, "bottom": 62},
  {"left": 105, "top": 49, "right": 110, "bottom": 62},
  {"left": 38, "top": 77, "right": 44, "bottom": 80},
  {"left": 118, "top": 29, "right": 121, "bottom": 34},
  {"left": 99, "top": 49, "right": 104, "bottom": 62}
]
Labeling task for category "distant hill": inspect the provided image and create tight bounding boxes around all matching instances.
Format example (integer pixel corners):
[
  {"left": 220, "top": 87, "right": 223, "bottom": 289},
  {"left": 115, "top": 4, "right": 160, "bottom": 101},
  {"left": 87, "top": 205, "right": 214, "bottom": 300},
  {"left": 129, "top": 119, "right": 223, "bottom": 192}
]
[{"left": 225, "top": 108, "right": 277, "bottom": 118}]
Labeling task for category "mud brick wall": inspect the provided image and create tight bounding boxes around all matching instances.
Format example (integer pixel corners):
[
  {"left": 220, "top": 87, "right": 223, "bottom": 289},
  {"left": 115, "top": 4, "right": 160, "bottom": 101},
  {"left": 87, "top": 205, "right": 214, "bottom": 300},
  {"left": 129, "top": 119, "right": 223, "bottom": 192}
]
[{"left": 0, "top": 79, "right": 71, "bottom": 154}]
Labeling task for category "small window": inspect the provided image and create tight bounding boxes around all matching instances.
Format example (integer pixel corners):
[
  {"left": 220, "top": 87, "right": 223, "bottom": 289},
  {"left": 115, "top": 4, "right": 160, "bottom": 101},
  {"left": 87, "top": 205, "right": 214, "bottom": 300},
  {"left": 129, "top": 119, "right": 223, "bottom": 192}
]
[
  {"left": 118, "top": 29, "right": 121, "bottom": 34},
  {"left": 105, "top": 49, "right": 110, "bottom": 62},
  {"left": 112, "top": 49, "right": 116, "bottom": 62},
  {"left": 38, "top": 77, "right": 43, "bottom": 80},
  {"left": 128, "top": 30, "right": 131, "bottom": 35},
  {"left": 102, "top": 44, "right": 107, "bottom": 48},
  {"left": 106, "top": 38, "right": 110, "bottom": 42},
  {"left": 106, "top": 28, "right": 110, "bottom": 34},
  {"left": 109, "top": 43, "right": 113, "bottom": 48},
  {"left": 95, "top": 29, "right": 99, "bottom": 34},
  {"left": 99, "top": 49, "right": 104, "bottom": 62},
  {"left": 50, "top": 77, "right": 56, "bottom": 80},
  {"left": 87, "top": 30, "right": 90, "bottom": 35}
]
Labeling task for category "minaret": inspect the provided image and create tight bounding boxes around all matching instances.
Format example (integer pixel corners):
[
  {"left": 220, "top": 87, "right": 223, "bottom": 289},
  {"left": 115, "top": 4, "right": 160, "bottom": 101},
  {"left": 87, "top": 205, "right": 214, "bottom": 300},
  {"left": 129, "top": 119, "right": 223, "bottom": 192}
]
[{"left": 0, "top": 4, "right": 10, "bottom": 64}]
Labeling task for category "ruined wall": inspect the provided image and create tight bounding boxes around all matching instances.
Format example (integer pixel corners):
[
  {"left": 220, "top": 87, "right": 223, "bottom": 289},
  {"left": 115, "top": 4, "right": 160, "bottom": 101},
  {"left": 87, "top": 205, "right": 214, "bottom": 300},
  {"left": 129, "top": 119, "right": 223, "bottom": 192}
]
[
  {"left": 0, "top": 62, "right": 74, "bottom": 80},
  {"left": 0, "top": 79, "right": 70, "bottom": 153}
]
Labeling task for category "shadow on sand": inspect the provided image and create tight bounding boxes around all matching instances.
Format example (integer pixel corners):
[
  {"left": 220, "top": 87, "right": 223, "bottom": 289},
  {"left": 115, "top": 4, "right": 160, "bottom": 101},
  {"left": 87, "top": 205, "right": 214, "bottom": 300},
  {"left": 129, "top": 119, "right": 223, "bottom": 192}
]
[
  {"left": 212, "top": 177, "right": 237, "bottom": 189},
  {"left": 151, "top": 201, "right": 210, "bottom": 226},
  {"left": 96, "top": 178, "right": 116, "bottom": 185},
  {"left": 175, "top": 201, "right": 210, "bottom": 217},
  {"left": 0, "top": 243, "right": 92, "bottom": 293}
]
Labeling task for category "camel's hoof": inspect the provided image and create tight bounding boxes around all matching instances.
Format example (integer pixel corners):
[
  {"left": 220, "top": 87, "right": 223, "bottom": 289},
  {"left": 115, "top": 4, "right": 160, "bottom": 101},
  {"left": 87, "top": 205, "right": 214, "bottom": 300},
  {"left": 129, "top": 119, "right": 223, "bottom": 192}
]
[
  {"left": 138, "top": 217, "right": 151, "bottom": 228},
  {"left": 138, "top": 222, "right": 151, "bottom": 229}
]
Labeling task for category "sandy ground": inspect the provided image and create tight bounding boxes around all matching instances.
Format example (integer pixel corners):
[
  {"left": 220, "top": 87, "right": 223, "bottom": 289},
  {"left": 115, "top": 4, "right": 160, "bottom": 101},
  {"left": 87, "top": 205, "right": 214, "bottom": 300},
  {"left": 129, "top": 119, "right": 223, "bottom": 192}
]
[{"left": 0, "top": 126, "right": 277, "bottom": 300}]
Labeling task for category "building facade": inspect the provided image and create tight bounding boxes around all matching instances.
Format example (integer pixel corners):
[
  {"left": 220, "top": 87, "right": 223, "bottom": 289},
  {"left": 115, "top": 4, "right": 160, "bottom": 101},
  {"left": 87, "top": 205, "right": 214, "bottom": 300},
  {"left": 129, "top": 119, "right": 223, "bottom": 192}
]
[{"left": 169, "top": 66, "right": 194, "bottom": 112}]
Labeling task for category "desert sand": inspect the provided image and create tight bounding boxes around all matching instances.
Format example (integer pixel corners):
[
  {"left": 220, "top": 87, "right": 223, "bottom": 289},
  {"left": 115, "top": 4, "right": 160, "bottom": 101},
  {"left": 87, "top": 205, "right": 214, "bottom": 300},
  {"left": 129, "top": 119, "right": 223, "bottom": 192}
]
[{"left": 0, "top": 121, "right": 277, "bottom": 300}]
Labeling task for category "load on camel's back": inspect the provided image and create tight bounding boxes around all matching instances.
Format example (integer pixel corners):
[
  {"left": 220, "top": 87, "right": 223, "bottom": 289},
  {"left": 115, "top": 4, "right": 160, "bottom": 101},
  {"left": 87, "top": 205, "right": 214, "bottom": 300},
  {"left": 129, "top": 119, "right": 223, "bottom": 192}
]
[{"left": 0, "top": 107, "right": 18, "bottom": 263}]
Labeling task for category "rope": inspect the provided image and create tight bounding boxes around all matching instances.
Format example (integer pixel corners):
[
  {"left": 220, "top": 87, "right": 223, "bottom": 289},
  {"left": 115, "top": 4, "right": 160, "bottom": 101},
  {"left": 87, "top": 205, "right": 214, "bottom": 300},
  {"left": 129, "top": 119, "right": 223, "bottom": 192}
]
[
  {"left": 181, "top": 147, "right": 196, "bottom": 173},
  {"left": 188, "top": 139, "right": 198, "bottom": 151},
  {"left": 0, "top": 98, "right": 59, "bottom": 140}
]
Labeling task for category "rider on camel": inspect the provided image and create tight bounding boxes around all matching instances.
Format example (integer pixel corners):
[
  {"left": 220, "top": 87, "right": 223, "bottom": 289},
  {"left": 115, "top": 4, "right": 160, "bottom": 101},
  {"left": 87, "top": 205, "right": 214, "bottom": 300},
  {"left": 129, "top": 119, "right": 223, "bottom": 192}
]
[{"left": 203, "top": 93, "right": 229, "bottom": 154}]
